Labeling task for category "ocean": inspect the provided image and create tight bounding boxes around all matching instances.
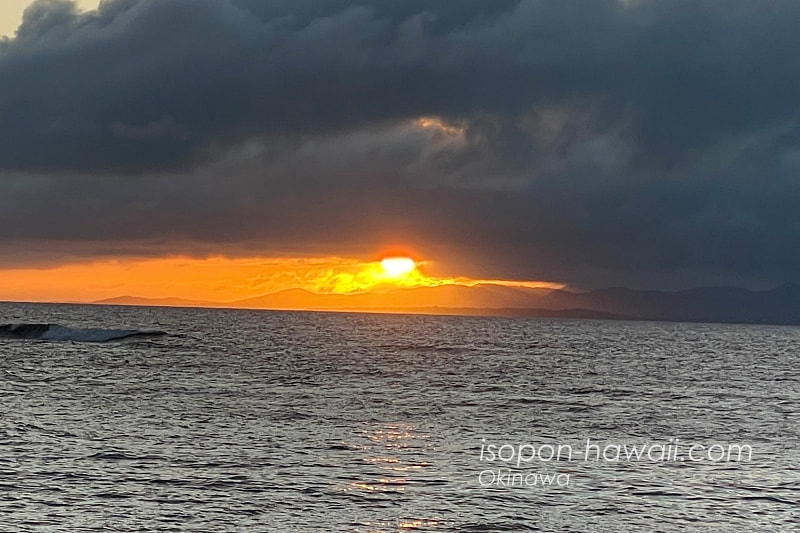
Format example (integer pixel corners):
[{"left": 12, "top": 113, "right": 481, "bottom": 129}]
[{"left": 0, "top": 302, "right": 797, "bottom": 532}]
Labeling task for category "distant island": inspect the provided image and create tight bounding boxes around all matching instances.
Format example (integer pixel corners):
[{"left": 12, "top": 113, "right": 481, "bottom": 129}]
[{"left": 93, "top": 283, "right": 800, "bottom": 326}]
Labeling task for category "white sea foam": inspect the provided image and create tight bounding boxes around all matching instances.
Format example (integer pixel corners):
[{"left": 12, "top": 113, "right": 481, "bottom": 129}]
[{"left": 0, "top": 323, "right": 165, "bottom": 342}]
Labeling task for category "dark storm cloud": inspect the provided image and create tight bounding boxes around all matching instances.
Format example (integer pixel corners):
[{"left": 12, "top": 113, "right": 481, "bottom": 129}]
[
  {"left": 2, "top": 0, "right": 800, "bottom": 288},
  {"left": 0, "top": 0, "right": 620, "bottom": 171}
]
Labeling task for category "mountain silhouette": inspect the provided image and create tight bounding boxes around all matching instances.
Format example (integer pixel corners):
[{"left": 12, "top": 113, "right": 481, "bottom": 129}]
[{"left": 93, "top": 283, "right": 800, "bottom": 325}]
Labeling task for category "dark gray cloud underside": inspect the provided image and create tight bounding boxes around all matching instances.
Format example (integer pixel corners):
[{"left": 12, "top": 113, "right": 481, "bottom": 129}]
[{"left": 2, "top": 0, "right": 800, "bottom": 288}]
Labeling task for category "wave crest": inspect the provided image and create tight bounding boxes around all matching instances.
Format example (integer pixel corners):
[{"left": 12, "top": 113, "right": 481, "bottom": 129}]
[{"left": 0, "top": 323, "right": 166, "bottom": 343}]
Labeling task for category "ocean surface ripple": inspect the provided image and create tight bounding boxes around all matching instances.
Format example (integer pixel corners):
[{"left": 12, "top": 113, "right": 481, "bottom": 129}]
[{"left": 0, "top": 303, "right": 797, "bottom": 532}]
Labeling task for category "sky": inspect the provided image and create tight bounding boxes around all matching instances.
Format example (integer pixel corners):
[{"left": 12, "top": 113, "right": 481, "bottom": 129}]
[
  {"left": 2, "top": 0, "right": 800, "bottom": 303},
  {"left": 0, "top": 0, "right": 98, "bottom": 37}
]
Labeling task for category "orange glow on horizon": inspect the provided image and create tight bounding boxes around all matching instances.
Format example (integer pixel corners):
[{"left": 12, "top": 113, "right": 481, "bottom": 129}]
[{"left": 0, "top": 254, "right": 565, "bottom": 307}]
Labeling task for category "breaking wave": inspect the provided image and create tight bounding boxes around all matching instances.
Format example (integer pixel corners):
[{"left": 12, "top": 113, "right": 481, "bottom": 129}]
[{"left": 0, "top": 323, "right": 167, "bottom": 343}]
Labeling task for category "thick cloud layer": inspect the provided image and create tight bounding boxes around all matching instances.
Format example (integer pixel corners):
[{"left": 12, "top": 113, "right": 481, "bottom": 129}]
[{"left": 2, "top": 0, "right": 800, "bottom": 288}]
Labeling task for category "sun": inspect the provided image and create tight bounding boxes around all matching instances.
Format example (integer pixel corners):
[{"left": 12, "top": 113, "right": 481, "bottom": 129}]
[{"left": 380, "top": 257, "right": 416, "bottom": 278}]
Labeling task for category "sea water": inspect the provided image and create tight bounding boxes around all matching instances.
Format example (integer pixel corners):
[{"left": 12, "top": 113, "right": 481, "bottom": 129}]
[{"left": 0, "top": 302, "right": 797, "bottom": 531}]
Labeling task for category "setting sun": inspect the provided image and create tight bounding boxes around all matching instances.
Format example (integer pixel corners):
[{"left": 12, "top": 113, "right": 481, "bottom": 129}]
[{"left": 380, "top": 257, "right": 416, "bottom": 278}]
